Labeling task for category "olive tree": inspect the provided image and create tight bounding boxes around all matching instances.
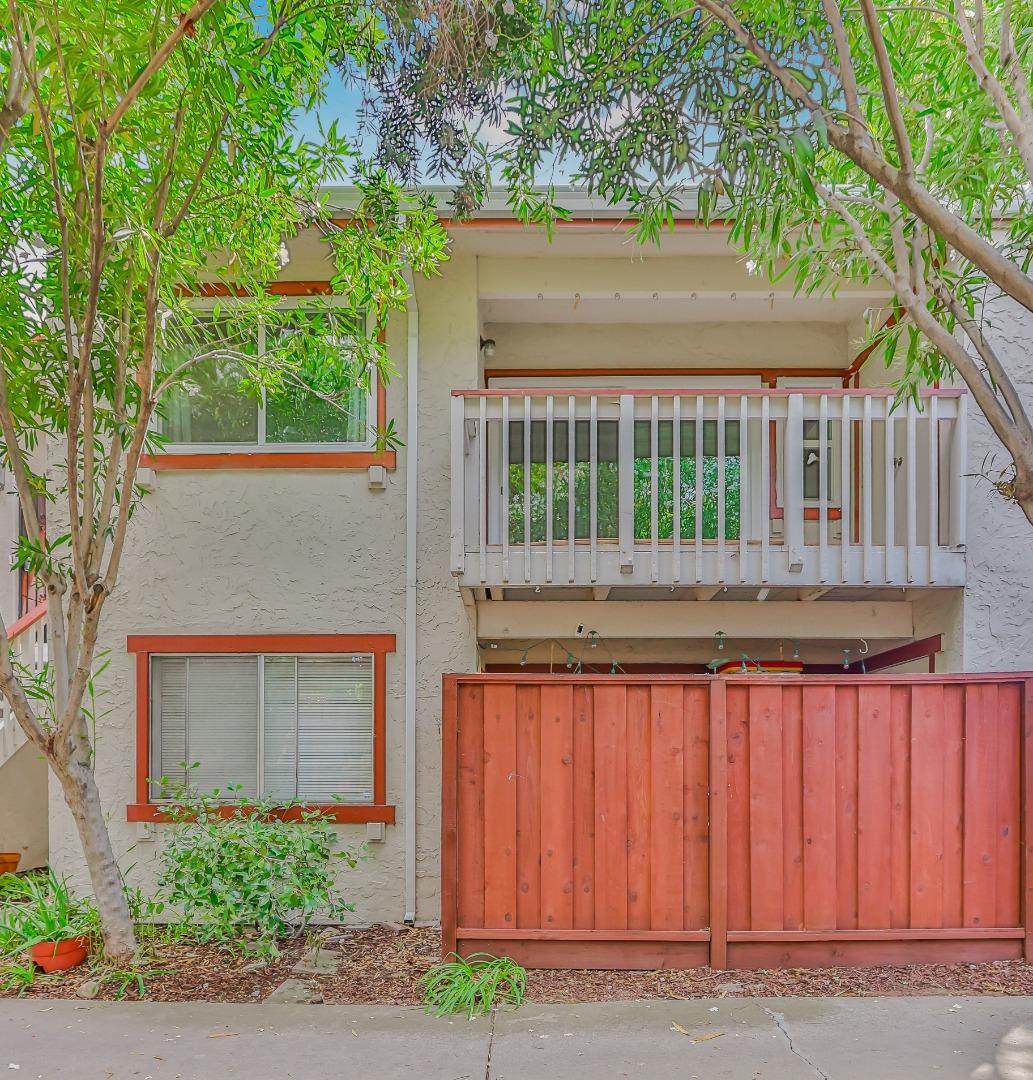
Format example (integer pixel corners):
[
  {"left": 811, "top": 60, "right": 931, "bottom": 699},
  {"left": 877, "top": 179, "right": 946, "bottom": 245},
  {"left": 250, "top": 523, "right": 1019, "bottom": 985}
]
[{"left": 0, "top": 0, "right": 529, "bottom": 961}]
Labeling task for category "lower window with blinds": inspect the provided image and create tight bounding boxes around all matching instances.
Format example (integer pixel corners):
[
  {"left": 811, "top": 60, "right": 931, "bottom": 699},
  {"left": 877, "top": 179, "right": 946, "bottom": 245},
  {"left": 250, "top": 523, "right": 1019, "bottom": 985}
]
[{"left": 149, "top": 654, "right": 374, "bottom": 803}]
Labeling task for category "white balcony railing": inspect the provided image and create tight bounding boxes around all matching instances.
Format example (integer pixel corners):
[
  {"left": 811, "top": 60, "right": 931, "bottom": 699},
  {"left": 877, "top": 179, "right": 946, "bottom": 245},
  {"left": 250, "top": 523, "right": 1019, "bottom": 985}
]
[
  {"left": 450, "top": 388, "right": 967, "bottom": 590},
  {"left": 0, "top": 603, "right": 47, "bottom": 769}
]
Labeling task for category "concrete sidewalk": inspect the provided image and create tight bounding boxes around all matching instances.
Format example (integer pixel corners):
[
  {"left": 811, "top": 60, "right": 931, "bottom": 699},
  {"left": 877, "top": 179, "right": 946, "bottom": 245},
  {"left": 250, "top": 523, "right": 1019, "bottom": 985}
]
[{"left": 2, "top": 996, "right": 1032, "bottom": 1079}]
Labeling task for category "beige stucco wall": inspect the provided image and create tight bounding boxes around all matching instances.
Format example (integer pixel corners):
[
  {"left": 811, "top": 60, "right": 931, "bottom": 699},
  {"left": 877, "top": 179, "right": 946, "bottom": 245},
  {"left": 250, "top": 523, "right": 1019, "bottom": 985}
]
[
  {"left": 0, "top": 741, "right": 48, "bottom": 870},
  {"left": 483, "top": 320, "right": 849, "bottom": 370}
]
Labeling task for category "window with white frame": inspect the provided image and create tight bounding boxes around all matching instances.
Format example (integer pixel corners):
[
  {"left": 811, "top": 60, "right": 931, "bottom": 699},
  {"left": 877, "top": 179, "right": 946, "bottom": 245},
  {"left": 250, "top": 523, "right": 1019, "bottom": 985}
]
[
  {"left": 149, "top": 653, "right": 375, "bottom": 803},
  {"left": 159, "top": 302, "right": 373, "bottom": 449}
]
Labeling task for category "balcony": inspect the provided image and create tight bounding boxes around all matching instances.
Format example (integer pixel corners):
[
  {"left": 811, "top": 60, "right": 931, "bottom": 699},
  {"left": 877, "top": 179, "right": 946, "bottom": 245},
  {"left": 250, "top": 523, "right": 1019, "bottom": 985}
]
[{"left": 449, "top": 387, "right": 967, "bottom": 593}]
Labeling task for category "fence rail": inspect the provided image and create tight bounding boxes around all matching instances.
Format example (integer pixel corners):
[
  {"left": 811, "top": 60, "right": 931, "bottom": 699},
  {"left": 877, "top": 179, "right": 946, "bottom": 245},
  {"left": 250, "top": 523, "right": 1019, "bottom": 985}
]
[
  {"left": 449, "top": 388, "right": 967, "bottom": 589},
  {"left": 441, "top": 671, "right": 1032, "bottom": 970}
]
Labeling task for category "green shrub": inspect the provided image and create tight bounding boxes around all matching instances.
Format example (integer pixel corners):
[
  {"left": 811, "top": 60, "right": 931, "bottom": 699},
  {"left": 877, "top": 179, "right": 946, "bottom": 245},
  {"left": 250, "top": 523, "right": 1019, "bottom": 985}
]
[
  {"left": 156, "top": 785, "right": 359, "bottom": 956},
  {"left": 421, "top": 952, "right": 527, "bottom": 1018}
]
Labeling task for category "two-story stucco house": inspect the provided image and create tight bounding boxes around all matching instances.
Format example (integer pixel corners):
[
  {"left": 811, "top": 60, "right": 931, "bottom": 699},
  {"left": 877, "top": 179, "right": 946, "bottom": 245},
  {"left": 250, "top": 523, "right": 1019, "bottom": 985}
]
[{"left": 3, "top": 188, "right": 1033, "bottom": 970}]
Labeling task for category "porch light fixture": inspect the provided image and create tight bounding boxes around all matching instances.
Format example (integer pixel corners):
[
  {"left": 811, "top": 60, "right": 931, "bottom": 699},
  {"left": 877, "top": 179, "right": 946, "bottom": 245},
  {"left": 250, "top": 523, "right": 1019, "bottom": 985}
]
[
  {"left": 714, "top": 630, "right": 726, "bottom": 651},
  {"left": 479, "top": 336, "right": 496, "bottom": 358}
]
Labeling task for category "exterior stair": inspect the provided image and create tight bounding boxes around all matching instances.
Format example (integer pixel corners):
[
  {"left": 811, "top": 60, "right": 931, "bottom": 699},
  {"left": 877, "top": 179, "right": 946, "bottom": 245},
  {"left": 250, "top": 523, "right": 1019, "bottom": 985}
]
[{"left": 0, "top": 603, "right": 46, "bottom": 770}]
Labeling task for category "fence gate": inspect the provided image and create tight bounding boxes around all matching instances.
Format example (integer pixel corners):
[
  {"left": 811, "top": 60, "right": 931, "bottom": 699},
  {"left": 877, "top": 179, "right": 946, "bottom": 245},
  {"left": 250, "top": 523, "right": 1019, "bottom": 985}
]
[{"left": 442, "top": 673, "right": 1033, "bottom": 970}]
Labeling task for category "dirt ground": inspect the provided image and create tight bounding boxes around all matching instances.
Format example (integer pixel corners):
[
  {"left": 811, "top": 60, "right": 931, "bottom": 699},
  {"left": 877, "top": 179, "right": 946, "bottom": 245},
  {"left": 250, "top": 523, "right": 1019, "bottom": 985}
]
[{"left": 5, "top": 925, "right": 1033, "bottom": 1004}]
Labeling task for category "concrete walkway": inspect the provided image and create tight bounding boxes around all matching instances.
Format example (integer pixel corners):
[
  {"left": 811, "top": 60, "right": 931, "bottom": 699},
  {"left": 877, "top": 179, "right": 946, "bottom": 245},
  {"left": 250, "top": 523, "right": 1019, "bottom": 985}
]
[{"left": 2, "top": 996, "right": 1033, "bottom": 1079}]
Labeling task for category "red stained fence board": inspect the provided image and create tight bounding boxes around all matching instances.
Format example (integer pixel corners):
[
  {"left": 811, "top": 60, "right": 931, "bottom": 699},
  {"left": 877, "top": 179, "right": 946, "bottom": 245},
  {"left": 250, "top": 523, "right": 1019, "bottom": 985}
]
[{"left": 442, "top": 673, "right": 1032, "bottom": 970}]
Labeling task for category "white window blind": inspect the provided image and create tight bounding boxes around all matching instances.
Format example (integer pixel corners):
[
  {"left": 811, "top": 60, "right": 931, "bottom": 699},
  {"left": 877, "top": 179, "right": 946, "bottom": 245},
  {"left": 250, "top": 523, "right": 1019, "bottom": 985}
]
[{"left": 150, "top": 654, "right": 375, "bottom": 803}]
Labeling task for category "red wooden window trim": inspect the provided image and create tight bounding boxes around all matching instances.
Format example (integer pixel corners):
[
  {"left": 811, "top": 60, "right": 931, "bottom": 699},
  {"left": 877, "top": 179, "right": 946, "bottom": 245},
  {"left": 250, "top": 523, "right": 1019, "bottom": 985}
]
[
  {"left": 126, "top": 633, "right": 396, "bottom": 824},
  {"left": 143, "top": 306, "right": 394, "bottom": 472}
]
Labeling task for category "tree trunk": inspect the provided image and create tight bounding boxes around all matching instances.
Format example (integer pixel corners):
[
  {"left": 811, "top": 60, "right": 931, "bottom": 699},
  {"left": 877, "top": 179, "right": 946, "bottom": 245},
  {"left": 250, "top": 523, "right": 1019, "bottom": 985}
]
[{"left": 53, "top": 751, "right": 137, "bottom": 963}]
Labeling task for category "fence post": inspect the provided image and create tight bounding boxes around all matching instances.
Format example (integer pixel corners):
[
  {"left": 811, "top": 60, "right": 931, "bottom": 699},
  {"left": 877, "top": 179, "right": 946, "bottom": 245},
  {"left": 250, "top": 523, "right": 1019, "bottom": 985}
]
[
  {"left": 709, "top": 678, "right": 729, "bottom": 970},
  {"left": 1023, "top": 678, "right": 1033, "bottom": 963},
  {"left": 441, "top": 675, "right": 460, "bottom": 960}
]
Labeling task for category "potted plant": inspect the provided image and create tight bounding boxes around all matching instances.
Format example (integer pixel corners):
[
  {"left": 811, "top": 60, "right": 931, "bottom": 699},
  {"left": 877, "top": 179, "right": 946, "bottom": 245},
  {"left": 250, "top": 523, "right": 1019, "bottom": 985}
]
[
  {"left": 0, "top": 853, "right": 20, "bottom": 876},
  {"left": 0, "top": 870, "right": 95, "bottom": 974}
]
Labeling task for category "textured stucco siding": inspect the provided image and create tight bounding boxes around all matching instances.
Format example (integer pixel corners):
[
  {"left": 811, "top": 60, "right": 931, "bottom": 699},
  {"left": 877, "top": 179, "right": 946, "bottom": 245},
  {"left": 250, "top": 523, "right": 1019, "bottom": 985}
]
[{"left": 961, "top": 295, "right": 1033, "bottom": 671}]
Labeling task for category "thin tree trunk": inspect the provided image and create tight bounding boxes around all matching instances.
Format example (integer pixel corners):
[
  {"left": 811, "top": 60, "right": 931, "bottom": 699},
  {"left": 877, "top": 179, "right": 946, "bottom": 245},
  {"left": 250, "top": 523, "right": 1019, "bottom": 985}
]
[{"left": 53, "top": 749, "right": 137, "bottom": 963}]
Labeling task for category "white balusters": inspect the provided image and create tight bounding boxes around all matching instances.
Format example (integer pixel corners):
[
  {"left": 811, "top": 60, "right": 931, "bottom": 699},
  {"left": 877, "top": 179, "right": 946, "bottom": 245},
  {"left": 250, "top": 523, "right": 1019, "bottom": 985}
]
[
  {"left": 450, "top": 388, "right": 966, "bottom": 592},
  {"left": 738, "top": 395, "right": 749, "bottom": 584},
  {"left": 882, "top": 397, "right": 894, "bottom": 583},
  {"left": 905, "top": 397, "right": 917, "bottom": 584},
  {"left": 567, "top": 395, "right": 576, "bottom": 582},
  {"left": 949, "top": 393, "right": 967, "bottom": 549},
  {"left": 761, "top": 393, "right": 770, "bottom": 584},
  {"left": 523, "top": 396, "right": 531, "bottom": 583},
  {"left": 478, "top": 396, "right": 487, "bottom": 583},
  {"left": 840, "top": 394, "right": 851, "bottom": 584},
  {"left": 673, "top": 396, "right": 682, "bottom": 583},
  {"left": 785, "top": 394, "right": 804, "bottom": 569},
  {"left": 717, "top": 394, "right": 727, "bottom": 583},
  {"left": 618, "top": 394, "right": 635, "bottom": 575},
  {"left": 818, "top": 394, "right": 829, "bottom": 584},
  {"left": 694, "top": 395, "right": 704, "bottom": 583},
  {"left": 650, "top": 395, "right": 659, "bottom": 583},
  {"left": 501, "top": 395, "right": 510, "bottom": 582},
  {"left": 546, "top": 394, "right": 554, "bottom": 583}
]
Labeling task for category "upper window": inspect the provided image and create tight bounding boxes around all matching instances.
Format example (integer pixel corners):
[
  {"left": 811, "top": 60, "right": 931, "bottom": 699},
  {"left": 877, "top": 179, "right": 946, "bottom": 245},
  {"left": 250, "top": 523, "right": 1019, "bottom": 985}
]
[
  {"left": 149, "top": 653, "right": 375, "bottom": 803},
  {"left": 159, "top": 304, "right": 372, "bottom": 450}
]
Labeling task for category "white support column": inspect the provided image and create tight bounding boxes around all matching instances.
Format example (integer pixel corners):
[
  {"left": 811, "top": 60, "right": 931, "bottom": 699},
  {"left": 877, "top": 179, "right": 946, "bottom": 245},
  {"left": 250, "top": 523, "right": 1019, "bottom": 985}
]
[
  {"left": 449, "top": 394, "right": 466, "bottom": 576},
  {"left": 650, "top": 395, "right": 659, "bottom": 583},
  {"left": 546, "top": 395, "right": 554, "bottom": 584},
  {"left": 882, "top": 397, "right": 895, "bottom": 583},
  {"left": 840, "top": 394, "right": 852, "bottom": 584},
  {"left": 862, "top": 394, "right": 873, "bottom": 584},
  {"left": 761, "top": 394, "right": 770, "bottom": 584},
  {"left": 501, "top": 396, "right": 510, "bottom": 583},
  {"left": 477, "top": 396, "right": 487, "bottom": 583},
  {"left": 567, "top": 395, "right": 576, "bottom": 582},
  {"left": 949, "top": 394, "right": 967, "bottom": 549},
  {"left": 618, "top": 394, "right": 635, "bottom": 574},
  {"left": 717, "top": 395, "right": 727, "bottom": 583},
  {"left": 785, "top": 393, "right": 804, "bottom": 571},
  {"left": 673, "top": 396, "right": 682, "bottom": 583}
]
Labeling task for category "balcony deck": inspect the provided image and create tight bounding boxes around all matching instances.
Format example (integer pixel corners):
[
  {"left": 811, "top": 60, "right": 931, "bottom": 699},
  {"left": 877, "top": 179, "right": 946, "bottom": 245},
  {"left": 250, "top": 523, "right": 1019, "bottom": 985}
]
[{"left": 450, "top": 387, "right": 967, "bottom": 594}]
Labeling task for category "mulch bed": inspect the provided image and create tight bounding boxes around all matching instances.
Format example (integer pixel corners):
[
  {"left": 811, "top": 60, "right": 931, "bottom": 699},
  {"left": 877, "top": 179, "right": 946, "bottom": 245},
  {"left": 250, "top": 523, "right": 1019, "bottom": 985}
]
[{"left": 5, "top": 925, "right": 1033, "bottom": 1003}]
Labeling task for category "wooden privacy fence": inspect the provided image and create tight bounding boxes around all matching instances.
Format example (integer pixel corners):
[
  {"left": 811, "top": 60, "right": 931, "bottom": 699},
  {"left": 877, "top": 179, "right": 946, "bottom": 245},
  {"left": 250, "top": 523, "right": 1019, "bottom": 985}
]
[{"left": 441, "top": 672, "right": 1033, "bottom": 970}]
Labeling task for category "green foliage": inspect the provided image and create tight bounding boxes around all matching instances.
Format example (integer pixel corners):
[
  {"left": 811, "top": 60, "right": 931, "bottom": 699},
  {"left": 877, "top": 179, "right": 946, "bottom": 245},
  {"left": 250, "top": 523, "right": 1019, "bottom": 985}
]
[
  {"left": 501, "top": 1, "right": 1033, "bottom": 404},
  {"left": 0, "top": 870, "right": 98, "bottom": 956},
  {"left": 155, "top": 785, "right": 359, "bottom": 957},
  {"left": 421, "top": 952, "right": 527, "bottom": 1018},
  {"left": 507, "top": 457, "right": 741, "bottom": 544}
]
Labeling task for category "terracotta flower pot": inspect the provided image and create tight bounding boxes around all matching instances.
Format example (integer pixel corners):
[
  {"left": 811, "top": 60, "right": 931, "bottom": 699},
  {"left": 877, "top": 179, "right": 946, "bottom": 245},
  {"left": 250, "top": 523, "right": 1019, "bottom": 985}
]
[
  {"left": 0, "top": 852, "right": 20, "bottom": 875},
  {"left": 30, "top": 935, "right": 90, "bottom": 974}
]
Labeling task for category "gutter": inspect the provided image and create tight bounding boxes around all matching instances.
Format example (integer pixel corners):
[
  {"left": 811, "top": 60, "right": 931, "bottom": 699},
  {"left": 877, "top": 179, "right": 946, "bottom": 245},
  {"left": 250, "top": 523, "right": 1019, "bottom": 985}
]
[{"left": 401, "top": 268, "right": 419, "bottom": 925}]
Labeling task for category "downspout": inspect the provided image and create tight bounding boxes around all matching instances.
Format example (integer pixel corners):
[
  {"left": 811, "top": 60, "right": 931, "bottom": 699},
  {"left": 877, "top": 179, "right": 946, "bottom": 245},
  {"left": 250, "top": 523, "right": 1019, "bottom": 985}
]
[{"left": 402, "top": 268, "right": 419, "bottom": 925}]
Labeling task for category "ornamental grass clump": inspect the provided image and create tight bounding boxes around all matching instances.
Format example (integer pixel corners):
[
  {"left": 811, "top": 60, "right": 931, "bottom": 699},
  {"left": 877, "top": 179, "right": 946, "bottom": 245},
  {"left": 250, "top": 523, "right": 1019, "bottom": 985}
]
[
  {"left": 156, "top": 784, "right": 359, "bottom": 958},
  {"left": 421, "top": 952, "right": 527, "bottom": 1018}
]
